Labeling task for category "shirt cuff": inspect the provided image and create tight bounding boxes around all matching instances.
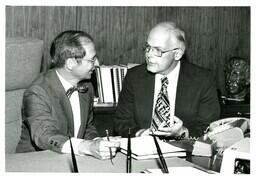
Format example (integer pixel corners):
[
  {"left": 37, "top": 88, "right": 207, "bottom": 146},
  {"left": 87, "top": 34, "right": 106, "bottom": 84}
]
[
  {"left": 180, "top": 126, "right": 189, "bottom": 139},
  {"left": 135, "top": 129, "right": 145, "bottom": 137},
  {"left": 61, "top": 137, "right": 85, "bottom": 156}
]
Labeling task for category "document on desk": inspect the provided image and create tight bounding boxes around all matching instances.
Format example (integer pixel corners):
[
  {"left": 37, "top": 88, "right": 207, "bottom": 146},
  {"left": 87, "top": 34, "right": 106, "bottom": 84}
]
[
  {"left": 119, "top": 136, "right": 186, "bottom": 160},
  {"left": 144, "top": 166, "right": 211, "bottom": 174}
]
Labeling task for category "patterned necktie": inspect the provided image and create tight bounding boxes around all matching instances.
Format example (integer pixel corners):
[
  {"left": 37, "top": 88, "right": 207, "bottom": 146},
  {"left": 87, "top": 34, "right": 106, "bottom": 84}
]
[
  {"left": 66, "top": 84, "right": 88, "bottom": 98},
  {"left": 151, "top": 76, "right": 171, "bottom": 131}
]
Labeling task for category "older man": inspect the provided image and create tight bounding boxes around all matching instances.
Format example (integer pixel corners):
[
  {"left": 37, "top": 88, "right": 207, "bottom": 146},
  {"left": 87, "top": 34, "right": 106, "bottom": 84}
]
[
  {"left": 114, "top": 22, "right": 220, "bottom": 138},
  {"left": 16, "top": 30, "right": 120, "bottom": 159}
]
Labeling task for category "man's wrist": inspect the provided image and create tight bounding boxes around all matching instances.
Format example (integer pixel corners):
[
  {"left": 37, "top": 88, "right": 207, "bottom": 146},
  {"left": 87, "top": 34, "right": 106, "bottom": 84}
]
[
  {"left": 135, "top": 129, "right": 146, "bottom": 137},
  {"left": 177, "top": 126, "right": 189, "bottom": 139},
  {"left": 61, "top": 137, "right": 85, "bottom": 155},
  {"left": 78, "top": 140, "right": 93, "bottom": 155}
]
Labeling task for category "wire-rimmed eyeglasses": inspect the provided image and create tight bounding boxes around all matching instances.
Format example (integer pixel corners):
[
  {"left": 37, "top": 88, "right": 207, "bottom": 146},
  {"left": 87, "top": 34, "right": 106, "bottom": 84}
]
[
  {"left": 78, "top": 55, "right": 98, "bottom": 63},
  {"left": 143, "top": 43, "right": 178, "bottom": 57}
]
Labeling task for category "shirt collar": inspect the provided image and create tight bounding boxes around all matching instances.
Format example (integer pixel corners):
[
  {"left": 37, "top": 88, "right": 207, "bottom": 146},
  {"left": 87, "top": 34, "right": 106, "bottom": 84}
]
[{"left": 55, "top": 70, "right": 74, "bottom": 92}]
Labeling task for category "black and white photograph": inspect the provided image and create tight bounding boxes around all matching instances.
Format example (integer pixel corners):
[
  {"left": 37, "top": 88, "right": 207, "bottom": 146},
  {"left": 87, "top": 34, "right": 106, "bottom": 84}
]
[{"left": 1, "top": 0, "right": 255, "bottom": 176}]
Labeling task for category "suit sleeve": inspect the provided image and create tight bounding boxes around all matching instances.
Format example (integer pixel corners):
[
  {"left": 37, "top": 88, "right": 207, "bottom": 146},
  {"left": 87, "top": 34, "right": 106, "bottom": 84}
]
[
  {"left": 22, "top": 86, "right": 69, "bottom": 153},
  {"left": 191, "top": 73, "right": 220, "bottom": 137},
  {"left": 114, "top": 70, "right": 141, "bottom": 137}
]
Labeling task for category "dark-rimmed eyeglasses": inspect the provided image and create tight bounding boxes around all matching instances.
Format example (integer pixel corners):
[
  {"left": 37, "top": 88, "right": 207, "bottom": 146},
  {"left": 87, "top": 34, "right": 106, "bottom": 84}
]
[{"left": 143, "top": 43, "right": 179, "bottom": 57}]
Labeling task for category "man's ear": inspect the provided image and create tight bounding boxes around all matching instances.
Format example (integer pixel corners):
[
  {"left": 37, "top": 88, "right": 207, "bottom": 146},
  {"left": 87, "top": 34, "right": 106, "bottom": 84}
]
[
  {"left": 65, "top": 58, "right": 77, "bottom": 71},
  {"left": 174, "top": 48, "right": 184, "bottom": 61}
]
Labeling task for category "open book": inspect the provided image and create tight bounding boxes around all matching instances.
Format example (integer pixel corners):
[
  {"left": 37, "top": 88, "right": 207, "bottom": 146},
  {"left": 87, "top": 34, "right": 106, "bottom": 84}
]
[{"left": 119, "top": 136, "right": 186, "bottom": 160}]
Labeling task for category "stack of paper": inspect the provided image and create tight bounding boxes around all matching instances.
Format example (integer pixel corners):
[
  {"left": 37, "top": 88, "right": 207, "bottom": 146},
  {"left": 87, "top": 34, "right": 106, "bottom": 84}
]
[{"left": 119, "top": 136, "right": 186, "bottom": 160}]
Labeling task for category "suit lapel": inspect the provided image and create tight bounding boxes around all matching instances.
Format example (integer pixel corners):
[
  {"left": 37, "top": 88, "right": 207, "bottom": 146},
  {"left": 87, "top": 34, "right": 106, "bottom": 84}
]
[
  {"left": 144, "top": 72, "right": 155, "bottom": 122},
  {"left": 77, "top": 92, "right": 89, "bottom": 137},
  {"left": 137, "top": 66, "right": 155, "bottom": 127},
  {"left": 175, "top": 61, "right": 192, "bottom": 114},
  {"left": 46, "top": 70, "right": 74, "bottom": 136}
]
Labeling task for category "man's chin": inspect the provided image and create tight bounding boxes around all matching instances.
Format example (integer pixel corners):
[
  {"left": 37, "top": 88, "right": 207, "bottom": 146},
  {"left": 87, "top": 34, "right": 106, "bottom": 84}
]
[
  {"left": 82, "top": 74, "right": 91, "bottom": 80},
  {"left": 146, "top": 65, "right": 158, "bottom": 73}
]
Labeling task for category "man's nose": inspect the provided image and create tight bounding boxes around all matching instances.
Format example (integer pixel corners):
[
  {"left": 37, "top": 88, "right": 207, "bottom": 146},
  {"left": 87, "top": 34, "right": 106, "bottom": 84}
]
[
  {"left": 92, "top": 64, "right": 96, "bottom": 71},
  {"left": 94, "top": 58, "right": 100, "bottom": 66},
  {"left": 146, "top": 49, "right": 155, "bottom": 59}
]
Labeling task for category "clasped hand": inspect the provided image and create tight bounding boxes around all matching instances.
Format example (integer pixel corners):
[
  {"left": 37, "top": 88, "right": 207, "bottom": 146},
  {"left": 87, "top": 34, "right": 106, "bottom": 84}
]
[
  {"left": 78, "top": 136, "right": 121, "bottom": 160},
  {"left": 137, "top": 116, "right": 186, "bottom": 137}
]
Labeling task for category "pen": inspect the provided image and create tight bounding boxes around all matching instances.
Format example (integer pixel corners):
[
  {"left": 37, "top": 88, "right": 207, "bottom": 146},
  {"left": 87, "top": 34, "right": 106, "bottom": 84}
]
[
  {"left": 126, "top": 128, "right": 132, "bottom": 173},
  {"left": 152, "top": 134, "right": 169, "bottom": 173},
  {"left": 67, "top": 94, "right": 79, "bottom": 173},
  {"left": 105, "top": 129, "right": 114, "bottom": 165},
  {"left": 69, "top": 135, "right": 79, "bottom": 173}
]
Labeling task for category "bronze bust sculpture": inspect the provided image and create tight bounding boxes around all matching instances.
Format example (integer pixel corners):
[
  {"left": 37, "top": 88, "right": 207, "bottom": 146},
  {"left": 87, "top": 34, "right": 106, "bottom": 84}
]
[{"left": 224, "top": 57, "right": 250, "bottom": 101}]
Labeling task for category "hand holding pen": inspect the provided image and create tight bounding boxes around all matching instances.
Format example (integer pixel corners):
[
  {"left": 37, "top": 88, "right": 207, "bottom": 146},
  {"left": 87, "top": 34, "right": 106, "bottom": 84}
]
[
  {"left": 78, "top": 132, "right": 120, "bottom": 160},
  {"left": 105, "top": 129, "right": 114, "bottom": 165}
]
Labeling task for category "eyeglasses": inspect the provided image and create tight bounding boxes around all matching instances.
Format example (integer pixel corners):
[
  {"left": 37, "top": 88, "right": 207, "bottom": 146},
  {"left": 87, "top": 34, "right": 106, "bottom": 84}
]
[
  {"left": 143, "top": 43, "right": 179, "bottom": 57},
  {"left": 79, "top": 55, "right": 98, "bottom": 63}
]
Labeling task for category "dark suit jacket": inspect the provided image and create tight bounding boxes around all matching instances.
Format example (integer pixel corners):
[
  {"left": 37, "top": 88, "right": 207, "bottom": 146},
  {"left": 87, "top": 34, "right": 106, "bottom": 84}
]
[
  {"left": 16, "top": 69, "right": 99, "bottom": 153},
  {"left": 114, "top": 60, "right": 220, "bottom": 137}
]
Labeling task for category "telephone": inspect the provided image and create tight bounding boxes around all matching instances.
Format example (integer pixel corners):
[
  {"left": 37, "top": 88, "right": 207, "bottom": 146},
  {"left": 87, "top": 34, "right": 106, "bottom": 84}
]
[{"left": 192, "top": 117, "right": 250, "bottom": 157}]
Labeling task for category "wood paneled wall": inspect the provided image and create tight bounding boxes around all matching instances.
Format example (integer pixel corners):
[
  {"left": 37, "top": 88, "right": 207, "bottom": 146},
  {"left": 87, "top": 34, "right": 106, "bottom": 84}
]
[
  {"left": 6, "top": 6, "right": 250, "bottom": 93},
  {"left": 6, "top": 6, "right": 78, "bottom": 71}
]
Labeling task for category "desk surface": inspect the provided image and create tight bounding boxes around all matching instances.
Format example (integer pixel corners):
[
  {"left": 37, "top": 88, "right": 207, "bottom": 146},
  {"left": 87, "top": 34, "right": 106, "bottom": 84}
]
[{"left": 6, "top": 150, "right": 195, "bottom": 173}]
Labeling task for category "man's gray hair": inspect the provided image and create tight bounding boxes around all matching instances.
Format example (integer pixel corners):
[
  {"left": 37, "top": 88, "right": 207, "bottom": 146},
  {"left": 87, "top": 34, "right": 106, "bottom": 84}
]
[{"left": 156, "top": 21, "right": 186, "bottom": 50}]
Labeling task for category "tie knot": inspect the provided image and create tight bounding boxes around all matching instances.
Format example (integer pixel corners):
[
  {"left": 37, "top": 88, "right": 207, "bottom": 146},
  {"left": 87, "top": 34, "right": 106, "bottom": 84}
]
[
  {"left": 161, "top": 77, "right": 168, "bottom": 87},
  {"left": 66, "top": 84, "right": 88, "bottom": 98}
]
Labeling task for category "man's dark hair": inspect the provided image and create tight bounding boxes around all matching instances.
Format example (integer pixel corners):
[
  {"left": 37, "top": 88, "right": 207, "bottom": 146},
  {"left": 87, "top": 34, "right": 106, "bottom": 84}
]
[{"left": 50, "top": 30, "right": 94, "bottom": 68}]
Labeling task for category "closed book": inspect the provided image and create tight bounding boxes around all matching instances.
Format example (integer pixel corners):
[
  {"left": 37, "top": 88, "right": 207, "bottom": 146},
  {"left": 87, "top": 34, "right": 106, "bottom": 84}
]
[
  {"left": 95, "top": 65, "right": 128, "bottom": 104},
  {"left": 99, "top": 66, "right": 114, "bottom": 103},
  {"left": 110, "top": 67, "right": 120, "bottom": 103},
  {"left": 120, "top": 136, "right": 186, "bottom": 160},
  {"left": 95, "top": 67, "right": 104, "bottom": 102}
]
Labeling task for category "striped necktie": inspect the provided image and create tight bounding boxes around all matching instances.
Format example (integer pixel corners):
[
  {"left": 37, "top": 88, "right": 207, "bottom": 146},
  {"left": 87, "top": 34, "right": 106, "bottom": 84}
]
[{"left": 151, "top": 76, "right": 171, "bottom": 131}]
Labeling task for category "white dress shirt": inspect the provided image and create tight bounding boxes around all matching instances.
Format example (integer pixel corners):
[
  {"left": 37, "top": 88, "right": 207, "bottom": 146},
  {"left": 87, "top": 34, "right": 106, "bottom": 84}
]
[{"left": 55, "top": 71, "right": 84, "bottom": 155}]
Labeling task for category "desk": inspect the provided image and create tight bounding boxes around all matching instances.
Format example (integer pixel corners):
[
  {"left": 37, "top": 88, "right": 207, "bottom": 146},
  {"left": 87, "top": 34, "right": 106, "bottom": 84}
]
[{"left": 6, "top": 150, "right": 195, "bottom": 172}]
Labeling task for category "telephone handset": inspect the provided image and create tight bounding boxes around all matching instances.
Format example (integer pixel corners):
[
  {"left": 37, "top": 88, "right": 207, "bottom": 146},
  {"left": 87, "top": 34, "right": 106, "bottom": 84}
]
[{"left": 206, "top": 117, "right": 250, "bottom": 138}]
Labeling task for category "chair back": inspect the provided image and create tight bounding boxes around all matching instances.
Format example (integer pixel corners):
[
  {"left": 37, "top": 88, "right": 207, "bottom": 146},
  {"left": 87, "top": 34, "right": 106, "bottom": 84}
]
[{"left": 5, "top": 37, "right": 43, "bottom": 153}]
